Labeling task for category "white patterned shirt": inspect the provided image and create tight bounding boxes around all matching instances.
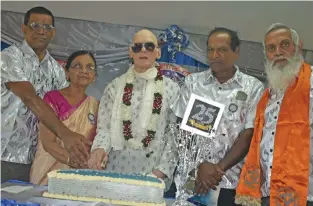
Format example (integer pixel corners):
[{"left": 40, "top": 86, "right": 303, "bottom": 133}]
[
  {"left": 172, "top": 66, "right": 264, "bottom": 189},
  {"left": 260, "top": 66, "right": 313, "bottom": 201},
  {"left": 91, "top": 73, "right": 180, "bottom": 188},
  {"left": 1, "top": 40, "right": 68, "bottom": 164}
]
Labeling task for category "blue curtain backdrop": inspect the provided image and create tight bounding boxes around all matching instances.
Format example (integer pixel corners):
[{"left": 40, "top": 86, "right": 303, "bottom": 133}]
[
  {"left": 159, "top": 46, "right": 208, "bottom": 68},
  {"left": 1, "top": 41, "right": 208, "bottom": 68}
]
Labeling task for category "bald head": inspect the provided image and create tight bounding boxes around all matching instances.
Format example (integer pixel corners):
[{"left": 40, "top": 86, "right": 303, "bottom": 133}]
[
  {"left": 129, "top": 29, "right": 161, "bottom": 73},
  {"left": 132, "top": 29, "right": 158, "bottom": 46}
]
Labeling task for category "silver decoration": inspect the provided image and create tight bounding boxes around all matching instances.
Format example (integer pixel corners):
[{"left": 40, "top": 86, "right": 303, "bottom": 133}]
[{"left": 170, "top": 123, "right": 216, "bottom": 206}]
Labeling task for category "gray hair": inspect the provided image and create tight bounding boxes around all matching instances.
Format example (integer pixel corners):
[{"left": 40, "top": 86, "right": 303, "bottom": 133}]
[{"left": 263, "top": 23, "right": 300, "bottom": 54}]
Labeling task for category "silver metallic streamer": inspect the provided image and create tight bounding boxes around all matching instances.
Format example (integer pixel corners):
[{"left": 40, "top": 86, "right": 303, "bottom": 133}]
[{"left": 170, "top": 123, "right": 216, "bottom": 206}]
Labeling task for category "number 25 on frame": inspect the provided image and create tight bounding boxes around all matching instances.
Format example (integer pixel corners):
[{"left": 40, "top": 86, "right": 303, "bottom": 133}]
[{"left": 180, "top": 93, "right": 225, "bottom": 138}]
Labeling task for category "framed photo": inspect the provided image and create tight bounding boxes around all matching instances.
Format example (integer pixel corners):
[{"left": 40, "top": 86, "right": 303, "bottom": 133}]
[{"left": 180, "top": 93, "right": 225, "bottom": 137}]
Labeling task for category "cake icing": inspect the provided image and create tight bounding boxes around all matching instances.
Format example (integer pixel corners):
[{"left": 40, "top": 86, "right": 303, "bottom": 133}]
[{"left": 43, "top": 169, "right": 166, "bottom": 206}]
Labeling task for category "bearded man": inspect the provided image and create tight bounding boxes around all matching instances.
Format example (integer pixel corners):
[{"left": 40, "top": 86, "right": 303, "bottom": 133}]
[{"left": 235, "top": 23, "right": 313, "bottom": 206}]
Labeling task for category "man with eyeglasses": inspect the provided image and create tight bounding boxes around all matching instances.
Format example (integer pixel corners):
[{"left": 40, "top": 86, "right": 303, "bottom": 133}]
[
  {"left": 1, "top": 7, "right": 91, "bottom": 182},
  {"left": 88, "top": 29, "right": 180, "bottom": 190},
  {"left": 171, "top": 27, "right": 264, "bottom": 205}
]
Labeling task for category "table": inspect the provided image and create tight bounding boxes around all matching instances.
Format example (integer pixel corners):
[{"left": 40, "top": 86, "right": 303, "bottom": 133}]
[{"left": 1, "top": 180, "right": 196, "bottom": 206}]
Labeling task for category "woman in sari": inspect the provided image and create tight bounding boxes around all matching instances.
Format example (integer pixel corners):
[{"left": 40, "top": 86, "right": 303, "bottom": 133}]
[{"left": 30, "top": 50, "right": 99, "bottom": 185}]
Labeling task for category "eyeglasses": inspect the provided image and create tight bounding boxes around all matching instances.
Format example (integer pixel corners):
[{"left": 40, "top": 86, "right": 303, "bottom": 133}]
[
  {"left": 28, "top": 22, "right": 54, "bottom": 32},
  {"left": 70, "top": 64, "right": 96, "bottom": 73},
  {"left": 131, "top": 42, "right": 157, "bottom": 53}
]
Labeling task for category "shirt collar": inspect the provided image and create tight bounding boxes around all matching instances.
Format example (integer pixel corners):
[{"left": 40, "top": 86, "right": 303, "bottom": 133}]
[
  {"left": 21, "top": 40, "right": 51, "bottom": 63},
  {"left": 204, "top": 65, "right": 244, "bottom": 87}
]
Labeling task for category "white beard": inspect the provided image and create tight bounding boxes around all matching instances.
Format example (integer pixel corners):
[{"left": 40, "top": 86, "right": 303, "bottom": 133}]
[{"left": 265, "top": 53, "right": 303, "bottom": 92}]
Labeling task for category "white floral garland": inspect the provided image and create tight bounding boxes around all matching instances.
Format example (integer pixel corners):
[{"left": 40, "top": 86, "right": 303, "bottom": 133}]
[{"left": 122, "top": 68, "right": 164, "bottom": 150}]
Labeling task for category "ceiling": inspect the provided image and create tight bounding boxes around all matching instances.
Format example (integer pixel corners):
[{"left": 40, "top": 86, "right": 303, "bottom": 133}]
[{"left": 2, "top": 1, "right": 313, "bottom": 49}]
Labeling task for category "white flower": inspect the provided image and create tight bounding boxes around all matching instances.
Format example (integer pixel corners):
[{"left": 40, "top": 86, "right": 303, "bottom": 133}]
[
  {"left": 120, "top": 68, "right": 164, "bottom": 148},
  {"left": 126, "top": 75, "right": 134, "bottom": 83},
  {"left": 126, "top": 71, "right": 135, "bottom": 83},
  {"left": 154, "top": 80, "right": 164, "bottom": 94},
  {"left": 148, "top": 114, "right": 159, "bottom": 130},
  {"left": 122, "top": 105, "right": 132, "bottom": 120},
  {"left": 126, "top": 138, "right": 143, "bottom": 150}
]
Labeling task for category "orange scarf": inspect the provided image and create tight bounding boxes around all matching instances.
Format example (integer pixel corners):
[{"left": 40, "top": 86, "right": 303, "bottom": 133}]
[{"left": 235, "top": 63, "right": 311, "bottom": 206}]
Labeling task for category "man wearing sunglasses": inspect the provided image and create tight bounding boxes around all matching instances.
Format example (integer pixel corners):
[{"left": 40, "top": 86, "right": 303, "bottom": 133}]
[
  {"left": 172, "top": 27, "right": 264, "bottom": 205},
  {"left": 1, "top": 7, "right": 91, "bottom": 182},
  {"left": 89, "top": 29, "right": 180, "bottom": 190}
]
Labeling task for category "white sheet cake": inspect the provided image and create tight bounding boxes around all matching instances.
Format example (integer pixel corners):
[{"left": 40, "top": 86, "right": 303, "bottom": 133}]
[{"left": 43, "top": 169, "right": 166, "bottom": 206}]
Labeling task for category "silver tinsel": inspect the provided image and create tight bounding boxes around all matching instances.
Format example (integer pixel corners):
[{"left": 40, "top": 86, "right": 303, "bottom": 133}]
[{"left": 170, "top": 123, "right": 216, "bottom": 206}]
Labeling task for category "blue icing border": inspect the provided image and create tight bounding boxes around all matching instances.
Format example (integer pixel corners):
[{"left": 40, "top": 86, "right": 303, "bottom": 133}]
[{"left": 57, "top": 169, "right": 162, "bottom": 183}]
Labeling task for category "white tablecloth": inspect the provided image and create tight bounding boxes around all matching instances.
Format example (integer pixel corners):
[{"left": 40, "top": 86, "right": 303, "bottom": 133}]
[{"left": 1, "top": 182, "right": 195, "bottom": 206}]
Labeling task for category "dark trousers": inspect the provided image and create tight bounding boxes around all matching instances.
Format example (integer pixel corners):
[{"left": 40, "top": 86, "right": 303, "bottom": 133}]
[
  {"left": 164, "top": 180, "right": 177, "bottom": 198},
  {"left": 1, "top": 161, "right": 31, "bottom": 183},
  {"left": 261, "top": 197, "right": 313, "bottom": 206},
  {"left": 218, "top": 188, "right": 241, "bottom": 206}
]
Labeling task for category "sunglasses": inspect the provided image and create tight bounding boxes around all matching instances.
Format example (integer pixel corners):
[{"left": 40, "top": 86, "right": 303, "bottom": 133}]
[
  {"left": 131, "top": 42, "right": 157, "bottom": 53},
  {"left": 28, "top": 22, "right": 54, "bottom": 32}
]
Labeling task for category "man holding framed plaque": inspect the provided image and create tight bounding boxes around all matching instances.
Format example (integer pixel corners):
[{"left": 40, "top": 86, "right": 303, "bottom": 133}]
[{"left": 172, "top": 27, "right": 264, "bottom": 205}]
